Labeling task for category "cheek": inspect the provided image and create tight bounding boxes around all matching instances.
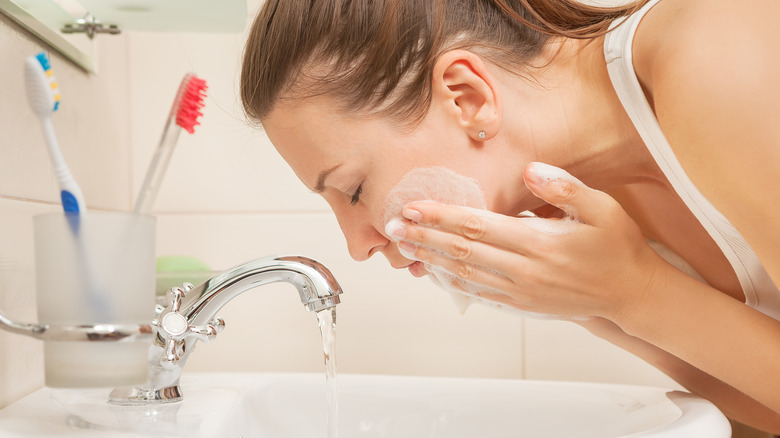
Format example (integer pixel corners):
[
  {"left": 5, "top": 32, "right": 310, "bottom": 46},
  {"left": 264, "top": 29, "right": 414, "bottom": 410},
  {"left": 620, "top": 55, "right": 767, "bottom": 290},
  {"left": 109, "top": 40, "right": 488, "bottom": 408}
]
[{"left": 381, "top": 167, "right": 487, "bottom": 225}]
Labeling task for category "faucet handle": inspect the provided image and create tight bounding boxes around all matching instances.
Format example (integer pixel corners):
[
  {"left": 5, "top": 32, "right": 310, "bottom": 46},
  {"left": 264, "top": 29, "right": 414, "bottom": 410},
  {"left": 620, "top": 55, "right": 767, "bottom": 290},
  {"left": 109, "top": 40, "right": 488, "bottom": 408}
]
[
  {"left": 154, "top": 283, "right": 226, "bottom": 366},
  {"left": 165, "top": 283, "right": 190, "bottom": 313},
  {"left": 187, "top": 317, "right": 225, "bottom": 343}
]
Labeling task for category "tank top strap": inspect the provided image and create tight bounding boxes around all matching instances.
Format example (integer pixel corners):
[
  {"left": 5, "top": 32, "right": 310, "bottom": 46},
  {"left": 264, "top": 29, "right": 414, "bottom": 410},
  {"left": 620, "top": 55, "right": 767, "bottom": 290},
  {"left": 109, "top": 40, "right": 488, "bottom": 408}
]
[{"left": 603, "top": 0, "right": 780, "bottom": 319}]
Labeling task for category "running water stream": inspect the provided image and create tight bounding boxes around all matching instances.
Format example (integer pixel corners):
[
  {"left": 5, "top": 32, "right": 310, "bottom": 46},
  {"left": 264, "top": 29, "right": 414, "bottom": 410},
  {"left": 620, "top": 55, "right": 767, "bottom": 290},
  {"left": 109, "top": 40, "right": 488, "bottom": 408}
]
[{"left": 316, "top": 307, "right": 338, "bottom": 438}]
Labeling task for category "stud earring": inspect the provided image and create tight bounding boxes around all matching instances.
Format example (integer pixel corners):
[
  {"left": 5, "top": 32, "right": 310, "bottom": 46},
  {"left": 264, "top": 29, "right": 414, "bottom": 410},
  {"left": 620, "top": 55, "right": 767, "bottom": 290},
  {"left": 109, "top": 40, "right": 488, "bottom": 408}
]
[{"left": 478, "top": 131, "right": 486, "bottom": 139}]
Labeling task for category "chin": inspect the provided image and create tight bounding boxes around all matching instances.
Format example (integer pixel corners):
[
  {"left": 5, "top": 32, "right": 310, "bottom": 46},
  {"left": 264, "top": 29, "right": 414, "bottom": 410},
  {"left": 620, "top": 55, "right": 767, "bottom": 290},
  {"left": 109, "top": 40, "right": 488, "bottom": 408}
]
[{"left": 487, "top": 196, "right": 527, "bottom": 217}]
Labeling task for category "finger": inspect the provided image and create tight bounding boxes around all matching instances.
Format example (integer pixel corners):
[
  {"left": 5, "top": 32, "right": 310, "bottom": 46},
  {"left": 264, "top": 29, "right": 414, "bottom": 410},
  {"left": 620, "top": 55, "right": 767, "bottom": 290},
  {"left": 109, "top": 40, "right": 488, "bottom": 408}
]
[
  {"left": 398, "top": 240, "right": 520, "bottom": 293},
  {"left": 401, "top": 202, "right": 545, "bottom": 251},
  {"left": 523, "top": 162, "right": 622, "bottom": 226},
  {"left": 472, "top": 291, "right": 566, "bottom": 319},
  {"left": 398, "top": 203, "right": 581, "bottom": 257},
  {"left": 471, "top": 289, "right": 527, "bottom": 311},
  {"left": 401, "top": 220, "right": 527, "bottom": 272}
]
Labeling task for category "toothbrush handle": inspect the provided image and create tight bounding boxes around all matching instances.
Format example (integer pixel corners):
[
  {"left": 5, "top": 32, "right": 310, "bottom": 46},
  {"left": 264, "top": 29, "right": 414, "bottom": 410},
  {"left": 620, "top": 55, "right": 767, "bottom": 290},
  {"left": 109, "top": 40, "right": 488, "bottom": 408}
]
[
  {"left": 41, "top": 117, "right": 86, "bottom": 214},
  {"left": 134, "top": 120, "right": 183, "bottom": 215}
]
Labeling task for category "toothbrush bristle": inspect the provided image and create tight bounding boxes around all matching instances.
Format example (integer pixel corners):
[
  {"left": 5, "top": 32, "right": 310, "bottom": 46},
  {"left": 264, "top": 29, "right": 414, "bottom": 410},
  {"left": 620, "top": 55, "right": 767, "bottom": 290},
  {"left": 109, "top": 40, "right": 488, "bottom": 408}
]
[
  {"left": 34, "top": 52, "right": 60, "bottom": 112},
  {"left": 35, "top": 53, "right": 51, "bottom": 70},
  {"left": 60, "top": 191, "right": 81, "bottom": 214},
  {"left": 175, "top": 75, "right": 207, "bottom": 134}
]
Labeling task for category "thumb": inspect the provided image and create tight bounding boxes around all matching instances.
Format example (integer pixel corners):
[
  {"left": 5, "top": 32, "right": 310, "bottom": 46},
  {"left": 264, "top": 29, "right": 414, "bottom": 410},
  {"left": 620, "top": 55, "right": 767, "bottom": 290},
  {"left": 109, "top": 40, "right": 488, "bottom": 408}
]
[{"left": 523, "top": 162, "right": 617, "bottom": 225}]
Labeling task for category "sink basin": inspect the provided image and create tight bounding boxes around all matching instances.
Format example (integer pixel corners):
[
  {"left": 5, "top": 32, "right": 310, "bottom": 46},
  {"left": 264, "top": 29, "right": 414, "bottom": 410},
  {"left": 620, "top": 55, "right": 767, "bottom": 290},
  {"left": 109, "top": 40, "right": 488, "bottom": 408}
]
[{"left": 0, "top": 372, "right": 730, "bottom": 437}]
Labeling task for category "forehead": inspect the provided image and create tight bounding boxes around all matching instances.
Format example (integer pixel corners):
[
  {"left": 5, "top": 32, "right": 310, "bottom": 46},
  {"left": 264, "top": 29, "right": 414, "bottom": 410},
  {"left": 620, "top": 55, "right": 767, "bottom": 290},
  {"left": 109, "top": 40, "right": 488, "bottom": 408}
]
[
  {"left": 264, "top": 97, "right": 337, "bottom": 148},
  {"left": 263, "top": 98, "right": 343, "bottom": 178},
  {"left": 263, "top": 97, "right": 395, "bottom": 187}
]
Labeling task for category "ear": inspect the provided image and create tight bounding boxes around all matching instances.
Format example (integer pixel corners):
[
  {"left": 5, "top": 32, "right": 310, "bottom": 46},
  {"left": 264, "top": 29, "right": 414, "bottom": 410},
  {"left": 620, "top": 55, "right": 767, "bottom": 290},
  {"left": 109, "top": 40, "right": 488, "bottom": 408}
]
[{"left": 431, "top": 50, "right": 503, "bottom": 142}]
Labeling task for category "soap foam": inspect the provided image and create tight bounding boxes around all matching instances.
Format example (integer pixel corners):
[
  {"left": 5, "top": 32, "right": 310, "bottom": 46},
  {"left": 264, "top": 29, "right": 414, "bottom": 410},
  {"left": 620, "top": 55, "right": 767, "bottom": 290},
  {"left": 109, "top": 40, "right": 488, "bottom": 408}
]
[
  {"left": 383, "top": 167, "right": 487, "bottom": 226},
  {"left": 383, "top": 167, "right": 559, "bottom": 319}
]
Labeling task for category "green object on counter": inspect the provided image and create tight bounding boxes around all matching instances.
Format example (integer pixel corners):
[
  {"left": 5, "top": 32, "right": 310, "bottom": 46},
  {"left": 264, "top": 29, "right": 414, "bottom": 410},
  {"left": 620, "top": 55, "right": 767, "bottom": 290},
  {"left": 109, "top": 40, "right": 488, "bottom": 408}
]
[{"left": 155, "top": 255, "right": 214, "bottom": 295}]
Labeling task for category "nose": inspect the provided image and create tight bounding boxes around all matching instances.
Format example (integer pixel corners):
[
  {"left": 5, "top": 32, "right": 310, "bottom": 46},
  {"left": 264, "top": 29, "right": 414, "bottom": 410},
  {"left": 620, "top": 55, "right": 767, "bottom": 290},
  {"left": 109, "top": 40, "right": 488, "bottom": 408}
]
[
  {"left": 346, "top": 228, "right": 386, "bottom": 261},
  {"left": 334, "top": 210, "right": 387, "bottom": 262}
]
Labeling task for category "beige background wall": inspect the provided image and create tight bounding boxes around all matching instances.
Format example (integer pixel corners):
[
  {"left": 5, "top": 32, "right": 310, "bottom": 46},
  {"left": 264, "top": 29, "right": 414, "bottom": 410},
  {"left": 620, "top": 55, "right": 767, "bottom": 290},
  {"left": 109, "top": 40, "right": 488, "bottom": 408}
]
[{"left": 0, "top": 0, "right": 676, "bottom": 410}]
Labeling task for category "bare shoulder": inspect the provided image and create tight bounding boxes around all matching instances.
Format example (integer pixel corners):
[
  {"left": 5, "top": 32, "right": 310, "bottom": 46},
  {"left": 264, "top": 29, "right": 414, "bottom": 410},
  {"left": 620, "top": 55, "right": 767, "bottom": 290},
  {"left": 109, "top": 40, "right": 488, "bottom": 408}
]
[
  {"left": 636, "top": 0, "right": 780, "bottom": 133},
  {"left": 633, "top": 0, "right": 780, "bottom": 199},
  {"left": 632, "top": 0, "right": 780, "bottom": 282},
  {"left": 633, "top": 0, "right": 780, "bottom": 99}
]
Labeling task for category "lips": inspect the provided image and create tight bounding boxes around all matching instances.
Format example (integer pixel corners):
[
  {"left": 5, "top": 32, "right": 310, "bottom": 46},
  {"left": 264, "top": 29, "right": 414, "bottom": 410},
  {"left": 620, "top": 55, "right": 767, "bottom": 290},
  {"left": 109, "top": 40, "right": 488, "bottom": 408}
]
[
  {"left": 407, "top": 261, "right": 427, "bottom": 277},
  {"left": 391, "top": 261, "right": 427, "bottom": 277}
]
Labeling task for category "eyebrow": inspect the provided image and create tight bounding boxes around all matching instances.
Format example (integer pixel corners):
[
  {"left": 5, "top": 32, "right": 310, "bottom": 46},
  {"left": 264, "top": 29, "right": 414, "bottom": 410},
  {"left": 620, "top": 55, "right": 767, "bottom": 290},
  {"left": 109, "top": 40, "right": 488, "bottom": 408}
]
[{"left": 313, "top": 164, "right": 342, "bottom": 193}]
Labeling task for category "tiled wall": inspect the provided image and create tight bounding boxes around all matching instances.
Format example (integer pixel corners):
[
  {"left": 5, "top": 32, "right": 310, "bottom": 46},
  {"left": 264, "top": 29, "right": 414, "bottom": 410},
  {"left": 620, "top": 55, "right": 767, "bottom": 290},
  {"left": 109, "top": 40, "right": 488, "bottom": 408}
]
[{"left": 0, "top": 0, "right": 677, "bottom": 410}]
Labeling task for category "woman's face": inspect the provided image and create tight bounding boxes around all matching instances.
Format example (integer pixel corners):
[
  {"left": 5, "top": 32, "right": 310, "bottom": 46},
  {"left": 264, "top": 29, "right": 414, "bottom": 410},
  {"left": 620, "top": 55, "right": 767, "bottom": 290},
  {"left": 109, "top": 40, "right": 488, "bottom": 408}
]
[
  {"left": 264, "top": 95, "right": 523, "bottom": 274},
  {"left": 260, "top": 42, "right": 627, "bottom": 277}
]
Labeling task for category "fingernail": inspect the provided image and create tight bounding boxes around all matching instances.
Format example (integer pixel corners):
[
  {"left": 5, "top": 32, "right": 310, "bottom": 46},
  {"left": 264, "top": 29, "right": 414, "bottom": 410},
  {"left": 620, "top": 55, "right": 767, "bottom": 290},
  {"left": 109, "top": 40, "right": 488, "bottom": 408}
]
[
  {"left": 384, "top": 218, "right": 406, "bottom": 241},
  {"left": 398, "top": 241, "right": 417, "bottom": 260},
  {"left": 526, "top": 162, "right": 580, "bottom": 186},
  {"left": 402, "top": 206, "right": 422, "bottom": 222}
]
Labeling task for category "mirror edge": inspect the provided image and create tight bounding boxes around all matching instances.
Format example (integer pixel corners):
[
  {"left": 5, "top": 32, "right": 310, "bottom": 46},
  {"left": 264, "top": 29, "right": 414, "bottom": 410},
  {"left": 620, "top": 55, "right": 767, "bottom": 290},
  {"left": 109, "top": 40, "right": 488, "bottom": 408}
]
[{"left": 0, "top": 0, "right": 96, "bottom": 73}]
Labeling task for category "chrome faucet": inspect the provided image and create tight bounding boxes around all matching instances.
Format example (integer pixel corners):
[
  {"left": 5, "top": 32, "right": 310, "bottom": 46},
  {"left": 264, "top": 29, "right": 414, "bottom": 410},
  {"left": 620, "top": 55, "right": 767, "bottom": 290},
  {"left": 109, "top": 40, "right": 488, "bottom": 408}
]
[{"left": 108, "top": 255, "right": 342, "bottom": 404}]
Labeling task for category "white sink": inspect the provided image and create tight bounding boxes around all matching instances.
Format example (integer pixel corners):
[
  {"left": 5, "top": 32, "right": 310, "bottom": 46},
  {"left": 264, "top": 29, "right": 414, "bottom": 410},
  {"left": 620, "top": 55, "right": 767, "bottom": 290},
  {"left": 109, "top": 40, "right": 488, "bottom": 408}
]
[{"left": 0, "top": 373, "right": 730, "bottom": 437}]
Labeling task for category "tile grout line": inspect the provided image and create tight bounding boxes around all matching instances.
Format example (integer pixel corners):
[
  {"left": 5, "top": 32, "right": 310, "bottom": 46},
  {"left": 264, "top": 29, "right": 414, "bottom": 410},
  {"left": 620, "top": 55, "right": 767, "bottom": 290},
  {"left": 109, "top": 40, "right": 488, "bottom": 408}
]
[
  {"left": 0, "top": 195, "right": 55, "bottom": 205},
  {"left": 521, "top": 317, "right": 527, "bottom": 380},
  {"left": 125, "top": 32, "right": 136, "bottom": 213},
  {"left": 151, "top": 210, "right": 333, "bottom": 216},
  {"left": 0, "top": 195, "right": 333, "bottom": 217}
]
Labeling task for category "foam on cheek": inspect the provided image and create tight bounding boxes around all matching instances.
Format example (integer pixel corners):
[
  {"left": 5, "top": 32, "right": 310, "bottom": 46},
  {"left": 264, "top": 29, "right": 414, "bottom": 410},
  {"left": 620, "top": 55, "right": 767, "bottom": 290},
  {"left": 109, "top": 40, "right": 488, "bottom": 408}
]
[
  {"left": 383, "top": 167, "right": 487, "bottom": 313},
  {"left": 383, "top": 167, "right": 487, "bottom": 226}
]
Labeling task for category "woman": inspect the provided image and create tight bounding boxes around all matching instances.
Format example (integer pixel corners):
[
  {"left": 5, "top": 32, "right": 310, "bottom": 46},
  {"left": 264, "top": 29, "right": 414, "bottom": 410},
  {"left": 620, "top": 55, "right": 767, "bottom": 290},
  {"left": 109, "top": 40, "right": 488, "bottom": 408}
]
[{"left": 240, "top": 0, "right": 780, "bottom": 432}]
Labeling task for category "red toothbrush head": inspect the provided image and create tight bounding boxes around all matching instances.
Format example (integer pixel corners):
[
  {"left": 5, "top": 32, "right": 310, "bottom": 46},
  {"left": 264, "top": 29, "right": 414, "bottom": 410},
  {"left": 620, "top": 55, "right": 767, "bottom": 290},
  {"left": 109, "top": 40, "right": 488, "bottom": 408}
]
[{"left": 175, "top": 74, "right": 207, "bottom": 134}]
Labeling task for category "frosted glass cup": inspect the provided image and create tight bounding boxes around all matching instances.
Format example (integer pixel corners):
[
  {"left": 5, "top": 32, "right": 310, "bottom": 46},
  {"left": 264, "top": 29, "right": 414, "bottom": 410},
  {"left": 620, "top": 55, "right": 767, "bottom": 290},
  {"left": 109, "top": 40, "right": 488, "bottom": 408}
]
[{"left": 34, "top": 212, "right": 156, "bottom": 388}]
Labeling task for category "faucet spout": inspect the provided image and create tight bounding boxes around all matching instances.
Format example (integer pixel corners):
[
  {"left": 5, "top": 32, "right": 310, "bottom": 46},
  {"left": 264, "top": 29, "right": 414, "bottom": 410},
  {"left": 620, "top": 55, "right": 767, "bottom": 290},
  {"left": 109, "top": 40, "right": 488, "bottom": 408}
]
[
  {"left": 184, "top": 255, "right": 342, "bottom": 327},
  {"left": 109, "top": 255, "right": 342, "bottom": 405}
]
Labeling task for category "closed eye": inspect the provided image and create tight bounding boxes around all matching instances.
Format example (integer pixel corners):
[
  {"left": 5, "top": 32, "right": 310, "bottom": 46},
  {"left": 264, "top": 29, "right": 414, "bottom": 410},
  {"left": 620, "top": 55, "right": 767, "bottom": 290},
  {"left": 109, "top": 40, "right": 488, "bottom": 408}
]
[{"left": 350, "top": 185, "right": 363, "bottom": 206}]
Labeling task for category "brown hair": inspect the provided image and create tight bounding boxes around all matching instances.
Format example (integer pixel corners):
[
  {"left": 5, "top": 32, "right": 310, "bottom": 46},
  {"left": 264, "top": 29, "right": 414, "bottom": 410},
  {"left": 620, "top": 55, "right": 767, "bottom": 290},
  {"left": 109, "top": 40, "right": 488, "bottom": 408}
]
[{"left": 241, "top": 0, "right": 648, "bottom": 127}]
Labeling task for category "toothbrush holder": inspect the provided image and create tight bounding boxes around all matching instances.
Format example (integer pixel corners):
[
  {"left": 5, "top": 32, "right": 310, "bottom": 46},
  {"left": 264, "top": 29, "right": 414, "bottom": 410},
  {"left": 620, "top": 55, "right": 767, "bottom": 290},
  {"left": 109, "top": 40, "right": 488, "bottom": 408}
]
[{"left": 34, "top": 211, "right": 156, "bottom": 388}]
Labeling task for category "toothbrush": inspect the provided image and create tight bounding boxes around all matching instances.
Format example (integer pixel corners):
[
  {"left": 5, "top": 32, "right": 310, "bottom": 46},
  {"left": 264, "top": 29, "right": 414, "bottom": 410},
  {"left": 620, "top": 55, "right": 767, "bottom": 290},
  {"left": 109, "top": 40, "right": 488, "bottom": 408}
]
[
  {"left": 24, "top": 52, "right": 86, "bottom": 226},
  {"left": 25, "top": 52, "right": 110, "bottom": 320},
  {"left": 134, "top": 73, "right": 207, "bottom": 214}
]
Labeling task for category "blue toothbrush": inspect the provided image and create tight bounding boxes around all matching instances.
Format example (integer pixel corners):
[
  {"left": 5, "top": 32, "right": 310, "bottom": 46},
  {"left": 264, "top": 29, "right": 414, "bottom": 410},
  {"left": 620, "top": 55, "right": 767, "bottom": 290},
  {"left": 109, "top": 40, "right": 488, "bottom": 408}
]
[
  {"left": 24, "top": 52, "right": 110, "bottom": 320},
  {"left": 24, "top": 52, "right": 86, "bottom": 230}
]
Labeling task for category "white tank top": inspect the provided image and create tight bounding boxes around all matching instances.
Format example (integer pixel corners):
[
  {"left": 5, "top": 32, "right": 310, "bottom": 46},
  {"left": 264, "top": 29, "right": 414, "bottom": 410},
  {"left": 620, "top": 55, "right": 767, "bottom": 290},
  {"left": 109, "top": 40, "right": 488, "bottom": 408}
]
[{"left": 603, "top": 0, "right": 780, "bottom": 320}]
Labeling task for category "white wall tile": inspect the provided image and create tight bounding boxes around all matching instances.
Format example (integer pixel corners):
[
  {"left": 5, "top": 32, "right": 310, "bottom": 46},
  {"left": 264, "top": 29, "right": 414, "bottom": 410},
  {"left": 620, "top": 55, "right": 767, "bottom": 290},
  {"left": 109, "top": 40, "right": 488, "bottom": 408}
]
[
  {"left": 0, "top": 12, "right": 57, "bottom": 203},
  {"left": 524, "top": 318, "right": 682, "bottom": 389},
  {"left": 0, "top": 199, "right": 53, "bottom": 408},
  {"left": 126, "top": 30, "right": 328, "bottom": 214}
]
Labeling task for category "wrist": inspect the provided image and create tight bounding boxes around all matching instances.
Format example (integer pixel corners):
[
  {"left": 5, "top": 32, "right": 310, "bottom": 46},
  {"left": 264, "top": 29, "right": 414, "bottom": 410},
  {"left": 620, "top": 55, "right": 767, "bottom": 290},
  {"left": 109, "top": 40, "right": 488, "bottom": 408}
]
[{"left": 608, "top": 249, "right": 674, "bottom": 334}]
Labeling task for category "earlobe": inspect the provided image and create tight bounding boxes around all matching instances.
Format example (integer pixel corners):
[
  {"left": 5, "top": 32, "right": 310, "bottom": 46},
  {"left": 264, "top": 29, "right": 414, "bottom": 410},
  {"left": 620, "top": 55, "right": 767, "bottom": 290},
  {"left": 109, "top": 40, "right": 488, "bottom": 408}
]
[{"left": 432, "top": 50, "right": 502, "bottom": 141}]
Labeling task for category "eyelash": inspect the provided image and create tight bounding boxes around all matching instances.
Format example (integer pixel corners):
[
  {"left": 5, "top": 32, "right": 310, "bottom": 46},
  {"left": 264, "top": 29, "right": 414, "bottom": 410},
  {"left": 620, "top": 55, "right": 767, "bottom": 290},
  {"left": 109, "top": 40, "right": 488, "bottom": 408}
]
[{"left": 350, "top": 185, "right": 363, "bottom": 206}]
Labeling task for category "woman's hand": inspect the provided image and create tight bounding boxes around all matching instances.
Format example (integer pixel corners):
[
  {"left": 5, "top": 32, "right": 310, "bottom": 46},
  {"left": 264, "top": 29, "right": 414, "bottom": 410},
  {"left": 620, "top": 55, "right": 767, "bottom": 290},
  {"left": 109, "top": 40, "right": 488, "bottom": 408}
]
[{"left": 391, "top": 162, "right": 667, "bottom": 321}]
